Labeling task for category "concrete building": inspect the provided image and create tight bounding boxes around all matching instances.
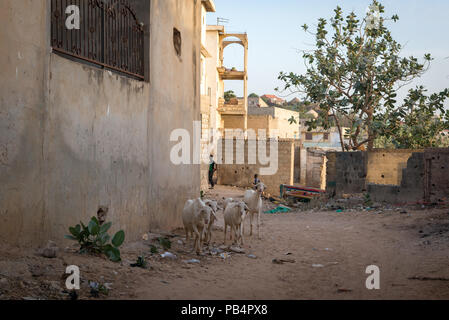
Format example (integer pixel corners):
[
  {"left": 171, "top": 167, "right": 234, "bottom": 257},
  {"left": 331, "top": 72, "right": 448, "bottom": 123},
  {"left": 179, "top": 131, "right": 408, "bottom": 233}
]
[
  {"left": 261, "top": 94, "right": 285, "bottom": 106},
  {"left": 199, "top": 20, "right": 249, "bottom": 188},
  {"left": 247, "top": 106, "right": 300, "bottom": 139},
  {"left": 248, "top": 96, "right": 268, "bottom": 108},
  {"left": 0, "top": 0, "right": 203, "bottom": 245},
  {"left": 200, "top": 0, "right": 216, "bottom": 189}
]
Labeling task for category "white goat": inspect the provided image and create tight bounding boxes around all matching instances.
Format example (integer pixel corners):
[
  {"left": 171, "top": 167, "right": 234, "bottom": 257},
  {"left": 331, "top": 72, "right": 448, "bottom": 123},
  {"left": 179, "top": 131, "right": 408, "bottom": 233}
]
[
  {"left": 243, "top": 182, "right": 266, "bottom": 239},
  {"left": 223, "top": 198, "right": 235, "bottom": 210},
  {"left": 223, "top": 201, "right": 248, "bottom": 246},
  {"left": 202, "top": 199, "right": 221, "bottom": 245},
  {"left": 182, "top": 198, "right": 213, "bottom": 254}
]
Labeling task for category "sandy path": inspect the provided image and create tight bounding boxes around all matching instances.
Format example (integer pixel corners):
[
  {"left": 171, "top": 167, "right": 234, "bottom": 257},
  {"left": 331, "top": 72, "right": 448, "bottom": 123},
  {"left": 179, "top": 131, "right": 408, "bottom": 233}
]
[
  {"left": 1, "top": 185, "right": 448, "bottom": 300},
  {"left": 131, "top": 186, "right": 449, "bottom": 300}
]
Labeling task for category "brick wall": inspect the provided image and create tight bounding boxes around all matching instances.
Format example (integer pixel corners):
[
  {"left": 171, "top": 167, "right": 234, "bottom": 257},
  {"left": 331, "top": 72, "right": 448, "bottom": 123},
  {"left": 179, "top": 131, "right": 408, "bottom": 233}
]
[
  {"left": 217, "top": 138, "right": 295, "bottom": 195},
  {"left": 424, "top": 148, "right": 449, "bottom": 203},
  {"left": 327, "top": 148, "right": 449, "bottom": 204},
  {"left": 326, "top": 151, "right": 368, "bottom": 195},
  {"left": 366, "top": 149, "right": 420, "bottom": 185}
]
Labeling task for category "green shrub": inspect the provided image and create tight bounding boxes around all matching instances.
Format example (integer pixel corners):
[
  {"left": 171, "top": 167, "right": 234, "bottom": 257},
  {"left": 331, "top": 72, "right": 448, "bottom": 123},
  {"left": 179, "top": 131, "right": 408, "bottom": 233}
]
[
  {"left": 65, "top": 217, "right": 125, "bottom": 262},
  {"left": 157, "top": 237, "right": 171, "bottom": 250},
  {"left": 131, "top": 256, "right": 148, "bottom": 269}
]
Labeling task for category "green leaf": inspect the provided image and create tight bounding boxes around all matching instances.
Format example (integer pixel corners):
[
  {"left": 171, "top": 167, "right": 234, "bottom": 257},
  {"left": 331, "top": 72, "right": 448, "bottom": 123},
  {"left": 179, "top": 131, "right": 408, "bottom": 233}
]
[
  {"left": 112, "top": 230, "right": 125, "bottom": 247},
  {"left": 99, "top": 233, "right": 110, "bottom": 245},
  {"left": 80, "top": 221, "right": 88, "bottom": 232},
  {"left": 69, "top": 226, "right": 80, "bottom": 237},
  {"left": 100, "top": 222, "right": 112, "bottom": 234},
  {"left": 64, "top": 235, "right": 77, "bottom": 241},
  {"left": 105, "top": 246, "right": 121, "bottom": 262},
  {"left": 88, "top": 219, "right": 100, "bottom": 235}
]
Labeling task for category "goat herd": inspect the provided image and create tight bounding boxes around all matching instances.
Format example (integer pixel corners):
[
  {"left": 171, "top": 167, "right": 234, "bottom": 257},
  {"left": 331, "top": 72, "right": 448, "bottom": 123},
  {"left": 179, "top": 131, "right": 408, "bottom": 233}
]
[{"left": 182, "top": 183, "right": 267, "bottom": 254}]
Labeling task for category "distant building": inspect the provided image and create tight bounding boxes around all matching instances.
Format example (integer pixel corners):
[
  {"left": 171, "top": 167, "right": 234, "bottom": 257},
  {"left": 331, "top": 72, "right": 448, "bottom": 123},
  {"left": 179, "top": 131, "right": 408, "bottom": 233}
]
[
  {"left": 247, "top": 105, "right": 299, "bottom": 139},
  {"left": 248, "top": 96, "right": 268, "bottom": 108},
  {"left": 288, "top": 97, "right": 301, "bottom": 105},
  {"left": 261, "top": 94, "right": 285, "bottom": 106}
]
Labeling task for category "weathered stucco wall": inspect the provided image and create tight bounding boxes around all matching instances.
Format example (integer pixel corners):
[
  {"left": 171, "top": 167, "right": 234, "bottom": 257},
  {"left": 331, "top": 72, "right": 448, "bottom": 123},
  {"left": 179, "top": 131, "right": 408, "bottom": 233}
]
[
  {"left": 0, "top": 0, "right": 49, "bottom": 244},
  {"left": 217, "top": 139, "right": 294, "bottom": 195},
  {"left": 0, "top": 0, "right": 201, "bottom": 246},
  {"left": 305, "top": 149, "right": 327, "bottom": 189}
]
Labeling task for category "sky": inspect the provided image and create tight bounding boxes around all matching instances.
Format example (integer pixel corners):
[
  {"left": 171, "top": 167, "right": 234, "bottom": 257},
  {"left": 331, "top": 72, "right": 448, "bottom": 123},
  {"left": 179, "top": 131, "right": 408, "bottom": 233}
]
[{"left": 207, "top": 0, "right": 449, "bottom": 105}]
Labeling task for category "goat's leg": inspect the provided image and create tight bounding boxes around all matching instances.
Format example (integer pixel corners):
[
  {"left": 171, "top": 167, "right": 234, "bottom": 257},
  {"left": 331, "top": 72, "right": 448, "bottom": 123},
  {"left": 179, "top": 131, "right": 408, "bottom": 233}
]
[
  {"left": 207, "top": 229, "right": 212, "bottom": 245},
  {"left": 224, "top": 224, "right": 227, "bottom": 245},
  {"left": 239, "top": 224, "right": 244, "bottom": 246},
  {"left": 257, "top": 208, "right": 261, "bottom": 239},
  {"left": 193, "top": 225, "right": 201, "bottom": 254},
  {"left": 198, "top": 226, "right": 205, "bottom": 253},
  {"left": 249, "top": 213, "right": 253, "bottom": 236}
]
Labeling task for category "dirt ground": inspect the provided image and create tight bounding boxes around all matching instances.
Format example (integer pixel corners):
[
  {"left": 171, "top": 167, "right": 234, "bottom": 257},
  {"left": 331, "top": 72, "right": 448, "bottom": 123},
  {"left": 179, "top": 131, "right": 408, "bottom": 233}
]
[{"left": 1, "top": 185, "right": 448, "bottom": 300}]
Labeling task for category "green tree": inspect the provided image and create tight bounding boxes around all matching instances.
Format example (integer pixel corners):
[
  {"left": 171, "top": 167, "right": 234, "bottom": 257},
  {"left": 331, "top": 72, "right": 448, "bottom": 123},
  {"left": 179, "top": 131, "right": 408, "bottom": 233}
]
[
  {"left": 248, "top": 93, "right": 259, "bottom": 98},
  {"left": 376, "top": 87, "right": 449, "bottom": 148},
  {"left": 278, "top": 1, "right": 448, "bottom": 151},
  {"left": 224, "top": 90, "right": 236, "bottom": 102}
]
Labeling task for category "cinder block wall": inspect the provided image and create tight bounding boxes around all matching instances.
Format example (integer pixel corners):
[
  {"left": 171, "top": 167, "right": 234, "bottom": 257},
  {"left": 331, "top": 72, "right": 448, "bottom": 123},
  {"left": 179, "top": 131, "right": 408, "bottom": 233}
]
[
  {"left": 217, "top": 139, "right": 295, "bottom": 195},
  {"left": 328, "top": 148, "right": 449, "bottom": 204},
  {"left": 326, "top": 151, "right": 367, "bottom": 195},
  {"left": 366, "top": 149, "right": 421, "bottom": 185},
  {"left": 327, "top": 149, "right": 423, "bottom": 197},
  {"left": 425, "top": 149, "right": 449, "bottom": 203}
]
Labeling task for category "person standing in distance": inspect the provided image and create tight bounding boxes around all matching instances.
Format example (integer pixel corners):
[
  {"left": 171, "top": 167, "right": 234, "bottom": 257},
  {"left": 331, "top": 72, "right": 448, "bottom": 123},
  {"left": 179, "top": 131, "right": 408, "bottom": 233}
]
[{"left": 209, "top": 154, "right": 217, "bottom": 189}]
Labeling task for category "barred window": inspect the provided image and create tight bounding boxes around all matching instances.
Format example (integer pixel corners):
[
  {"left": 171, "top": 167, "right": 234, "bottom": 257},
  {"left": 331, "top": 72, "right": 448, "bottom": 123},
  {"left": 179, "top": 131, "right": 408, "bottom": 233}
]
[{"left": 51, "top": 0, "right": 146, "bottom": 80}]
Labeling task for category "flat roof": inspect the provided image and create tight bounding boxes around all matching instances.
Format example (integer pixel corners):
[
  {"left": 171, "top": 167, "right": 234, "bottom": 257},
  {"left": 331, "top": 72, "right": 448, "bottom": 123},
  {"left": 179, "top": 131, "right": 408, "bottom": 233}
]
[
  {"left": 206, "top": 25, "right": 225, "bottom": 32},
  {"left": 202, "top": 0, "right": 216, "bottom": 12}
]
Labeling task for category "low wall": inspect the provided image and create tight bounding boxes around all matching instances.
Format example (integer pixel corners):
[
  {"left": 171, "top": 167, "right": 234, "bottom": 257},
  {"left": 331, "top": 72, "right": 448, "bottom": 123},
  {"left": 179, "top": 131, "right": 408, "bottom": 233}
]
[
  {"left": 326, "top": 151, "right": 368, "bottom": 195},
  {"left": 368, "top": 149, "right": 449, "bottom": 204},
  {"left": 327, "top": 148, "right": 449, "bottom": 203},
  {"left": 366, "top": 149, "right": 420, "bottom": 185},
  {"left": 326, "top": 149, "right": 421, "bottom": 196},
  {"left": 217, "top": 139, "right": 295, "bottom": 195}
]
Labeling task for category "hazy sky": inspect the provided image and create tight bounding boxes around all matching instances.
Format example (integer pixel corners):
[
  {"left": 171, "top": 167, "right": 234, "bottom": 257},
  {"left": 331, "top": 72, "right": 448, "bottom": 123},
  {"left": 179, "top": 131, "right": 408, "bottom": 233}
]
[{"left": 207, "top": 0, "right": 449, "bottom": 105}]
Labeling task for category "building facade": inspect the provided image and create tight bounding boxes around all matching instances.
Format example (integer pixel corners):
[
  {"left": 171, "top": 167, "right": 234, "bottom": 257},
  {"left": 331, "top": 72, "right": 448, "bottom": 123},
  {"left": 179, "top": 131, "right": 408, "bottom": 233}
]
[
  {"left": 199, "top": 19, "right": 249, "bottom": 189},
  {"left": 0, "top": 0, "right": 203, "bottom": 245}
]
